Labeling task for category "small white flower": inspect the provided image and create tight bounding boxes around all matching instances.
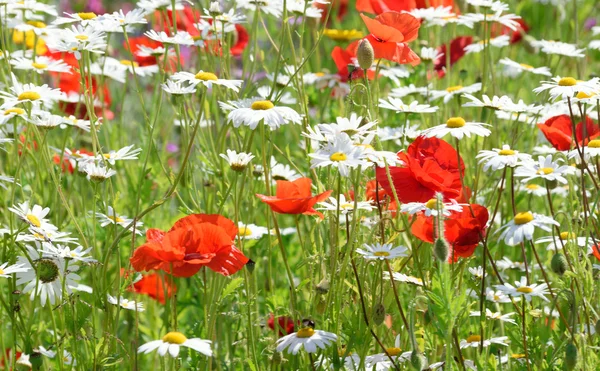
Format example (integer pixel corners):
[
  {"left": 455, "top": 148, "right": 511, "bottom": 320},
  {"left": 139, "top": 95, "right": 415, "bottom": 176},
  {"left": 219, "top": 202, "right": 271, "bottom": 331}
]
[
  {"left": 499, "top": 58, "right": 552, "bottom": 76},
  {"left": 99, "top": 145, "right": 142, "bottom": 165},
  {"left": 365, "top": 336, "right": 411, "bottom": 370},
  {"left": 421, "top": 117, "right": 491, "bottom": 140},
  {"left": 82, "top": 163, "right": 117, "bottom": 182},
  {"left": 219, "top": 150, "right": 255, "bottom": 171},
  {"left": 107, "top": 294, "right": 145, "bottom": 311},
  {"left": 531, "top": 40, "right": 586, "bottom": 58},
  {"left": 10, "top": 55, "right": 72, "bottom": 74},
  {"left": 276, "top": 325, "right": 337, "bottom": 354},
  {"left": 161, "top": 79, "right": 197, "bottom": 95},
  {"left": 420, "top": 46, "right": 443, "bottom": 62},
  {"left": 459, "top": 335, "right": 509, "bottom": 349},
  {"left": 514, "top": 155, "right": 570, "bottom": 184},
  {"left": 224, "top": 99, "right": 302, "bottom": 131},
  {"left": 476, "top": 145, "right": 532, "bottom": 171},
  {"left": 379, "top": 97, "right": 438, "bottom": 114},
  {"left": 144, "top": 30, "right": 194, "bottom": 45},
  {"left": 470, "top": 308, "right": 517, "bottom": 325},
  {"left": 485, "top": 288, "right": 514, "bottom": 303},
  {"left": 383, "top": 271, "right": 424, "bottom": 286},
  {"left": 237, "top": 222, "right": 269, "bottom": 240},
  {"left": 9, "top": 202, "right": 58, "bottom": 232},
  {"left": 171, "top": 71, "right": 243, "bottom": 92},
  {"left": 317, "top": 194, "right": 374, "bottom": 215},
  {"left": 138, "top": 332, "right": 212, "bottom": 358},
  {"left": 496, "top": 211, "right": 559, "bottom": 246},
  {"left": 430, "top": 83, "right": 482, "bottom": 104},
  {"left": 39, "top": 243, "right": 96, "bottom": 263},
  {"left": 464, "top": 35, "right": 510, "bottom": 54},
  {"left": 0, "top": 73, "right": 64, "bottom": 110},
  {"left": 95, "top": 206, "right": 142, "bottom": 235},
  {"left": 0, "top": 262, "right": 29, "bottom": 278},
  {"left": 356, "top": 243, "right": 409, "bottom": 260},
  {"left": 495, "top": 276, "right": 550, "bottom": 302},
  {"left": 533, "top": 76, "right": 598, "bottom": 100},
  {"left": 400, "top": 198, "right": 464, "bottom": 217},
  {"left": 468, "top": 266, "right": 486, "bottom": 280},
  {"left": 309, "top": 134, "right": 369, "bottom": 177}
]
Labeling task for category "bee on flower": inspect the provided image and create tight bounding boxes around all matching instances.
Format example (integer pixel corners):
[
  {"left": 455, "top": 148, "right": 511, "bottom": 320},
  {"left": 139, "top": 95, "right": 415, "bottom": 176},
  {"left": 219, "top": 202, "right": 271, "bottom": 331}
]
[{"left": 276, "top": 319, "right": 337, "bottom": 354}]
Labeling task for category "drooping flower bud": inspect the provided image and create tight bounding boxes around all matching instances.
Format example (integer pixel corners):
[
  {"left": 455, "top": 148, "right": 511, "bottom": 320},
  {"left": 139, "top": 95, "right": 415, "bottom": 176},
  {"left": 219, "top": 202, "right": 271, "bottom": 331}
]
[
  {"left": 550, "top": 253, "right": 568, "bottom": 276},
  {"left": 410, "top": 350, "right": 428, "bottom": 370},
  {"left": 356, "top": 39, "right": 374, "bottom": 70},
  {"left": 433, "top": 238, "right": 449, "bottom": 262},
  {"left": 565, "top": 342, "right": 578, "bottom": 370},
  {"left": 372, "top": 302, "right": 386, "bottom": 325}
]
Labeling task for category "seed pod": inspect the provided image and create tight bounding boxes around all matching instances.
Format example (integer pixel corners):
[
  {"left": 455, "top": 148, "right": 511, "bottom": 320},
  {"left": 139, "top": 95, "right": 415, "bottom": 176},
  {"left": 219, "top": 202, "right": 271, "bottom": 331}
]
[
  {"left": 410, "top": 350, "right": 428, "bottom": 370},
  {"left": 433, "top": 238, "right": 449, "bottom": 263},
  {"left": 356, "top": 39, "right": 374, "bottom": 70},
  {"left": 565, "top": 342, "right": 578, "bottom": 370},
  {"left": 245, "top": 259, "right": 256, "bottom": 274},
  {"left": 372, "top": 302, "right": 385, "bottom": 325},
  {"left": 551, "top": 253, "right": 568, "bottom": 276}
]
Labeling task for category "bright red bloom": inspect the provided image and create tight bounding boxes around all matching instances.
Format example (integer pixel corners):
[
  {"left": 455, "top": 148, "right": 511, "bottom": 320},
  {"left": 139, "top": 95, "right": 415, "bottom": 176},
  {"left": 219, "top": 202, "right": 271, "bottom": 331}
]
[
  {"left": 267, "top": 314, "right": 296, "bottom": 336},
  {"left": 125, "top": 270, "right": 176, "bottom": 304},
  {"left": 331, "top": 46, "right": 376, "bottom": 82},
  {"left": 411, "top": 204, "right": 489, "bottom": 262},
  {"left": 357, "top": 0, "right": 456, "bottom": 14},
  {"left": 375, "top": 137, "right": 464, "bottom": 203},
  {"left": 347, "top": 180, "right": 387, "bottom": 203},
  {"left": 123, "top": 36, "right": 164, "bottom": 67},
  {"left": 351, "top": 12, "right": 420, "bottom": 65},
  {"left": 434, "top": 36, "right": 472, "bottom": 78},
  {"left": 537, "top": 115, "right": 600, "bottom": 151},
  {"left": 256, "top": 178, "right": 332, "bottom": 218},
  {"left": 494, "top": 18, "right": 529, "bottom": 44},
  {"left": 130, "top": 214, "right": 249, "bottom": 278},
  {"left": 317, "top": 0, "right": 349, "bottom": 21}
]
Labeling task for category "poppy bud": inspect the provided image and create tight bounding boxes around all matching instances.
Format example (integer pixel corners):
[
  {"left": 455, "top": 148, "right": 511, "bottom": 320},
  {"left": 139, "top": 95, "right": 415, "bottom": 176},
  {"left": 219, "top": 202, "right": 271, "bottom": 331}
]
[
  {"left": 550, "top": 253, "right": 568, "bottom": 276},
  {"left": 356, "top": 39, "right": 374, "bottom": 70},
  {"left": 565, "top": 342, "right": 578, "bottom": 370},
  {"left": 372, "top": 302, "right": 385, "bottom": 325},
  {"left": 433, "top": 238, "right": 449, "bottom": 263},
  {"left": 410, "top": 350, "right": 428, "bottom": 370},
  {"left": 316, "top": 278, "right": 329, "bottom": 294},
  {"left": 246, "top": 259, "right": 256, "bottom": 274}
]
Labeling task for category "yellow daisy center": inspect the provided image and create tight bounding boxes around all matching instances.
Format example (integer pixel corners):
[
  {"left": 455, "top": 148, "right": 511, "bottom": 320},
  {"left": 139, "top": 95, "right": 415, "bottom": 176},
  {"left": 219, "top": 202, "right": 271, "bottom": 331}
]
[
  {"left": 498, "top": 149, "right": 515, "bottom": 155},
  {"left": 446, "top": 117, "right": 466, "bottom": 128},
  {"left": 75, "top": 34, "right": 89, "bottom": 41},
  {"left": 340, "top": 202, "right": 353, "bottom": 209},
  {"left": 162, "top": 332, "right": 187, "bottom": 344},
  {"left": 374, "top": 251, "right": 390, "bottom": 257},
  {"left": 560, "top": 231, "right": 575, "bottom": 240},
  {"left": 31, "top": 62, "right": 47, "bottom": 69},
  {"left": 446, "top": 85, "right": 463, "bottom": 93},
  {"left": 355, "top": 143, "right": 374, "bottom": 150},
  {"left": 17, "top": 91, "right": 41, "bottom": 101},
  {"left": 519, "top": 63, "right": 533, "bottom": 69},
  {"left": 386, "top": 347, "right": 402, "bottom": 356},
  {"left": 466, "top": 335, "right": 481, "bottom": 343},
  {"left": 322, "top": 28, "right": 364, "bottom": 41},
  {"left": 26, "top": 214, "right": 41, "bottom": 227},
  {"left": 4, "top": 108, "right": 25, "bottom": 115},
  {"left": 251, "top": 100, "right": 274, "bottom": 110},
  {"left": 195, "top": 71, "right": 218, "bottom": 81},
  {"left": 537, "top": 167, "right": 554, "bottom": 175},
  {"left": 514, "top": 212, "right": 534, "bottom": 225},
  {"left": 511, "top": 354, "right": 527, "bottom": 359},
  {"left": 238, "top": 227, "right": 252, "bottom": 236},
  {"left": 296, "top": 327, "right": 315, "bottom": 338},
  {"left": 120, "top": 60, "right": 139, "bottom": 68},
  {"left": 108, "top": 215, "right": 124, "bottom": 223},
  {"left": 526, "top": 184, "right": 540, "bottom": 190},
  {"left": 517, "top": 287, "right": 533, "bottom": 293},
  {"left": 558, "top": 77, "right": 577, "bottom": 87},
  {"left": 27, "top": 20, "right": 46, "bottom": 28},
  {"left": 493, "top": 295, "right": 500, "bottom": 301},
  {"left": 588, "top": 139, "right": 600, "bottom": 148},
  {"left": 0, "top": 268, "right": 4, "bottom": 275},
  {"left": 77, "top": 12, "right": 97, "bottom": 20},
  {"left": 329, "top": 152, "right": 347, "bottom": 162},
  {"left": 425, "top": 199, "right": 437, "bottom": 209},
  {"left": 576, "top": 91, "right": 595, "bottom": 99}
]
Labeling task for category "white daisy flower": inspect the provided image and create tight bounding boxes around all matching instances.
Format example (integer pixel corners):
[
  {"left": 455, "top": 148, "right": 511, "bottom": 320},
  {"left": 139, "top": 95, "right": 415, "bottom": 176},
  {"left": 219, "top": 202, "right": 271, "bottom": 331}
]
[
  {"left": 39, "top": 243, "right": 96, "bottom": 264},
  {"left": 496, "top": 257, "right": 529, "bottom": 272},
  {"left": 495, "top": 276, "right": 550, "bottom": 302},
  {"left": 499, "top": 58, "right": 552, "bottom": 76},
  {"left": 81, "top": 163, "right": 117, "bottom": 182},
  {"left": 25, "top": 111, "right": 64, "bottom": 129},
  {"left": 462, "top": 94, "right": 513, "bottom": 110},
  {"left": 317, "top": 194, "right": 374, "bottom": 215},
  {"left": 52, "top": 11, "right": 101, "bottom": 25},
  {"left": 400, "top": 198, "right": 464, "bottom": 217},
  {"left": 378, "top": 98, "right": 438, "bottom": 114},
  {"left": 224, "top": 99, "right": 302, "bottom": 131},
  {"left": 138, "top": 332, "right": 212, "bottom": 358},
  {"left": 459, "top": 11, "right": 521, "bottom": 31},
  {"left": 317, "top": 113, "right": 377, "bottom": 140},
  {"left": 485, "top": 288, "right": 514, "bottom": 303},
  {"left": 383, "top": 271, "right": 424, "bottom": 286},
  {"left": 0, "top": 175, "right": 17, "bottom": 189},
  {"left": 237, "top": 222, "right": 269, "bottom": 240},
  {"left": 99, "top": 145, "right": 142, "bottom": 165},
  {"left": 46, "top": 25, "right": 107, "bottom": 59},
  {"left": 237, "top": 0, "right": 284, "bottom": 17},
  {"left": 171, "top": 71, "right": 243, "bottom": 92},
  {"left": 136, "top": 0, "right": 184, "bottom": 13},
  {"left": 144, "top": 30, "right": 194, "bottom": 45},
  {"left": 514, "top": 155, "right": 570, "bottom": 184},
  {"left": 421, "top": 117, "right": 491, "bottom": 140},
  {"left": 0, "top": 73, "right": 64, "bottom": 110},
  {"left": 536, "top": 232, "right": 592, "bottom": 252},
  {"left": 533, "top": 76, "right": 598, "bottom": 100},
  {"left": 567, "top": 139, "right": 600, "bottom": 162},
  {"left": 389, "top": 84, "right": 431, "bottom": 99},
  {"left": 476, "top": 145, "right": 532, "bottom": 171},
  {"left": 468, "top": 266, "right": 486, "bottom": 280},
  {"left": 496, "top": 211, "right": 559, "bottom": 246},
  {"left": 161, "top": 80, "right": 197, "bottom": 95},
  {"left": 309, "top": 134, "right": 369, "bottom": 177},
  {"left": 365, "top": 336, "right": 411, "bottom": 370},
  {"left": 286, "top": 0, "right": 323, "bottom": 18},
  {"left": 0, "top": 262, "right": 29, "bottom": 278},
  {"left": 276, "top": 321, "right": 337, "bottom": 354},
  {"left": 95, "top": 206, "right": 142, "bottom": 235},
  {"left": 10, "top": 55, "right": 72, "bottom": 74},
  {"left": 420, "top": 46, "right": 443, "bottom": 62},
  {"left": 220, "top": 150, "right": 255, "bottom": 171},
  {"left": 465, "top": 0, "right": 509, "bottom": 11},
  {"left": 470, "top": 308, "right": 517, "bottom": 325},
  {"left": 430, "top": 83, "right": 482, "bottom": 104},
  {"left": 464, "top": 35, "right": 510, "bottom": 54},
  {"left": 16, "top": 227, "right": 77, "bottom": 245},
  {"left": 407, "top": 6, "right": 455, "bottom": 24},
  {"left": 531, "top": 40, "right": 586, "bottom": 58},
  {"left": 356, "top": 243, "right": 409, "bottom": 260},
  {"left": 521, "top": 183, "right": 547, "bottom": 197},
  {"left": 38, "top": 347, "right": 76, "bottom": 366},
  {"left": 107, "top": 294, "right": 145, "bottom": 311},
  {"left": 9, "top": 202, "right": 58, "bottom": 232},
  {"left": 0, "top": 107, "right": 27, "bottom": 124},
  {"left": 101, "top": 8, "right": 148, "bottom": 27},
  {"left": 460, "top": 335, "right": 509, "bottom": 349},
  {"left": 269, "top": 157, "right": 302, "bottom": 182}
]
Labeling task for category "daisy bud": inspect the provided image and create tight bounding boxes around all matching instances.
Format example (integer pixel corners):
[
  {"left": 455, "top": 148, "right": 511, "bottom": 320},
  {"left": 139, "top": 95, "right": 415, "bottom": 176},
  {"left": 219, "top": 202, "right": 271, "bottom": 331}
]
[
  {"left": 550, "top": 253, "right": 568, "bottom": 276},
  {"left": 433, "top": 238, "right": 449, "bottom": 263},
  {"left": 372, "top": 302, "right": 385, "bottom": 325},
  {"left": 565, "top": 342, "right": 578, "bottom": 370},
  {"left": 316, "top": 278, "right": 329, "bottom": 294},
  {"left": 410, "top": 350, "right": 428, "bottom": 370},
  {"left": 357, "top": 39, "right": 374, "bottom": 70},
  {"left": 208, "top": 1, "right": 222, "bottom": 16}
]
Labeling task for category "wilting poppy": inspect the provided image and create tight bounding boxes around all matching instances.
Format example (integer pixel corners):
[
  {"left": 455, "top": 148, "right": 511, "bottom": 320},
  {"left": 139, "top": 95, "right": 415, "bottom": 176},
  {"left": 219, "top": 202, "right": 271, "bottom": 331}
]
[
  {"left": 411, "top": 204, "right": 489, "bottom": 261},
  {"left": 256, "top": 178, "right": 332, "bottom": 218},
  {"left": 375, "top": 136, "right": 464, "bottom": 203},
  {"left": 434, "top": 36, "right": 472, "bottom": 78},
  {"left": 267, "top": 314, "right": 297, "bottom": 336},
  {"left": 351, "top": 12, "right": 420, "bottom": 65},
  {"left": 537, "top": 115, "right": 600, "bottom": 151},
  {"left": 130, "top": 214, "right": 249, "bottom": 278}
]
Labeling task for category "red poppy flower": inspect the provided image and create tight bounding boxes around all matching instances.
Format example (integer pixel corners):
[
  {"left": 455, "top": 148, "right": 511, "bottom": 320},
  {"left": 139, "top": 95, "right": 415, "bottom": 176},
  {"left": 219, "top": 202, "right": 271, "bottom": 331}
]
[
  {"left": 434, "top": 36, "right": 472, "bottom": 78},
  {"left": 357, "top": 0, "right": 456, "bottom": 14},
  {"left": 411, "top": 204, "right": 489, "bottom": 262},
  {"left": 125, "top": 270, "right": 176, "bottom": 304},
  {"left": 592, "top": 244, "right": 600, "bottom": 262},
  {"left": 130, "top": 214, "right": 249, "bottom": 278},
  {"left": 493, "top": 18, "right": 529, "bottom": 44},
  {"left": 332, "top": 46, "right": 376, "bottom": 82},
  {"left": 375, "top": 136, "right": 464, "bottom": 203},
  {"left": 537, "top": 115, "right": 600, "bottom": 151},
  {"left": 267, "top": 314, "right": 296, "bottom": 336},
  {"left": 317, "top": 0, "right": 349, "bottom": 21},
  {"left": 256, "top": 178, "right": 332, "bottom": 218},
  {"left": 123, "top": 35, "right": 165, "bottom": 67},
  {"left": 351, "top": 12, "right": 420, "bottom": 65},
  {"left": 347, "top": 180, "right": 387, "bottom": 204}
]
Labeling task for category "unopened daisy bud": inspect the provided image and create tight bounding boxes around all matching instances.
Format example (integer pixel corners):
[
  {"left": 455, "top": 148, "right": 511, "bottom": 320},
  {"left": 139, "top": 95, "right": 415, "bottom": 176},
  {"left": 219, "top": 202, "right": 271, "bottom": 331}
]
[
  {"left": 410, "top": 350, "right": 428, "bottom": 370},
  {"left": 220, "top": 150, "right": 255, "bottom": 172},
  {"left": 357, "top": 39, "right": 374, "bottom": 70},
  {"left": 252, "top": 165, "right": 264, "bottom": 177},
  {"left": 316, "top": 278, "right": 329, "bottom": 294},
  {"left": 565, "top": 342, "right": 578, "bottom": 370},
  {"left": 433, "top": 238, "right": 449, "bottom": 263},
  {"left": 208, "top": 1, "right": 222, "bottom": 16},
  {"left": 372, "top": 302, "right": 385, "bottom": 325},
  {"left": 550, "top": 253, "right": 568, "bottom": 276}
]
